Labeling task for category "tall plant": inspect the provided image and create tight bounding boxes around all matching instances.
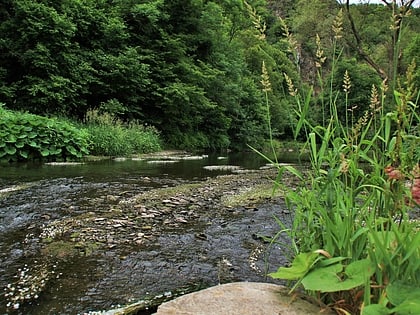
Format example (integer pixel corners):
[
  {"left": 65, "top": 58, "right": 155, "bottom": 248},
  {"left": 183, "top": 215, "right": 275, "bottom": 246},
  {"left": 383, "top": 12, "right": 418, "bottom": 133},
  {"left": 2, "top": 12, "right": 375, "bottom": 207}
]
[{"left": 252, "top": 8, "right": 420, "bottom": 315}]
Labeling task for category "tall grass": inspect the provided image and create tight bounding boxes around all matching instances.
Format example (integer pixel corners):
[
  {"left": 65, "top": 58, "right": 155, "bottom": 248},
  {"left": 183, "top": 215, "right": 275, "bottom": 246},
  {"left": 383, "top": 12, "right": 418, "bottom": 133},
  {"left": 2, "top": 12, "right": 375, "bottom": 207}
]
[
  {"left": 249, "top": 6, "right": 420, "bottom": 315},
  {"left": 84, "top": 110, "right": 162, "bottom": 156}
]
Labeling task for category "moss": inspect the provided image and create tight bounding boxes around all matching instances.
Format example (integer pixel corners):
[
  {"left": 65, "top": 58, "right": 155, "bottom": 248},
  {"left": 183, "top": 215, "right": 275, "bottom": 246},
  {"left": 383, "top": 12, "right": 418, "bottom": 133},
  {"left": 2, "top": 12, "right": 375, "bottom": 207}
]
[
  {"left": 221, "top": 183, "right": 283, "bottom": 207},
  {"left": 41, "top": 241, "right": 79, "bottom": 260},
  {"left": 41, "top": 240, "right": 100, "bottom": 260}
]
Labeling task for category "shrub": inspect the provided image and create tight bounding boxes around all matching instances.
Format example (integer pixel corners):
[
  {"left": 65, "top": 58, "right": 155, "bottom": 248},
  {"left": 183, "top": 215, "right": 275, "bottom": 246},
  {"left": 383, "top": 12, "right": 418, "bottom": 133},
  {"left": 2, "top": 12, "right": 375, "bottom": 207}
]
[
  {"left": 84, "top": 110, "right": 161, "bottom": 156},
  {"left": 0, "top": 105, "right": 90, "bottom": 162}
]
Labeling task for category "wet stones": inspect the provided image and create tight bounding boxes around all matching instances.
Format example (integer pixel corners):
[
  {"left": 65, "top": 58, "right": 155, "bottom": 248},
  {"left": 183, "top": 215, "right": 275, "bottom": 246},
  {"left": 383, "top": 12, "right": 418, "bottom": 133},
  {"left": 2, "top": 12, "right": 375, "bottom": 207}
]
[
  {"left": 8, "top": 166, "right": 287, "bottom": 313},
  {"left": 4, "top": 261, "right": 62, "bottom": 312}
]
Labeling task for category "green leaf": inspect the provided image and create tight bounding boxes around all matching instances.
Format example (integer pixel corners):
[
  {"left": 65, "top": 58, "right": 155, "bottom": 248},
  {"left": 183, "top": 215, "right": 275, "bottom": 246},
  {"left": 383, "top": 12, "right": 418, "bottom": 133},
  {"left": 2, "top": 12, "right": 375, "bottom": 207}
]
[
  {"left": 302, "top": 259, "right": 374, "bottom": 292},
  {"left": 66, "top": 145, "right": 77, "bottom": 156},
  {"left": 317, "top": 256, "right": 348, "bottom": 267},
  {"left": 4, "top": 145, "right": 17, "bottom": 155},
  {"left": 28, "top": 132, "right": 38, "bottom": 139},
  {"left": 19, "top": 150, "right": 29, "bottom": 159},
  {"left": 49, "top": 146, "right": 62, "bottom": 155},
  {"left": 345, "top": 259, "right": 375, "bottom": 283},
  {"left": 28, "top": 140, "right": 39, "bottom": 148},
  {"left": 40, "top": 148, "right": 50, "bottom": 157},
  {"left": 301, "top": 263, "right": 344, "bottom": 292},
  {"left": 5, "top": 134, "right": 17, "bottom": 143},
  {"left": 361, "top": 304, "right": 391, "bottom": 315},
  {"left": 387, "top": 282, "right": 420, "bottom": 308},
  {"left": 391, "top": 300, "right": 420, "bottom": 315},
  {"left": 269, "top": 252, "right": 319, "bottom": 280},
  {"left": 15, "top": 141, "right": 25, "bottom": 148}
]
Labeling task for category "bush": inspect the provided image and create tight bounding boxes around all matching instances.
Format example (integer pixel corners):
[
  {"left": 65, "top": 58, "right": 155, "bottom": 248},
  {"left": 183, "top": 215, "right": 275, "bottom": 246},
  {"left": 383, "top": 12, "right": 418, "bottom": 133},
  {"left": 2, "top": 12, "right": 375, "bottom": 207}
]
[
  {"left": 0, "top": 105, "right": 90, "bottom": 162},
  {"left": 84, "top": 110, "right": 161, "bottom": 156}
]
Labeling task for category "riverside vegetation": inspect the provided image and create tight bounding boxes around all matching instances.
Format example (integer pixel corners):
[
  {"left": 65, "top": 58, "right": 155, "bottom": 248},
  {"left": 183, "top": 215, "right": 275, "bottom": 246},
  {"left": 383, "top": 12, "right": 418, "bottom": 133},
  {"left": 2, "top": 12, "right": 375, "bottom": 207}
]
[
  {"left": 1, "top": 1, "right": 420, "bottom": 314},
  {"left": 248, "top": 4, "right": 420, "bottom": 315},
  {"left": 1, "top": 1, "right": 419, "bottom": 152},
  {"left": 0, "top": 104, "right": 162, "bottom": 162}
]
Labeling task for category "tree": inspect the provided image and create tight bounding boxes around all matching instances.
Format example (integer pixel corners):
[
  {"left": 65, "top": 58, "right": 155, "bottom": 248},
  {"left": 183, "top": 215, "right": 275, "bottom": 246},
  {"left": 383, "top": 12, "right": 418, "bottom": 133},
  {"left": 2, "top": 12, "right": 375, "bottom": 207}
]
[{"left": 342, "top": 0, "right": 417, "bottom": 88}]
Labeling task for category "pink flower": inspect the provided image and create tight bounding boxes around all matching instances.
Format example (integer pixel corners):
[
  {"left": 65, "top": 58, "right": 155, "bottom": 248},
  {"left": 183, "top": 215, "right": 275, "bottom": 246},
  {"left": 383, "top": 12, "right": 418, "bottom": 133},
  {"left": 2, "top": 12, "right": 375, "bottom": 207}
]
[
  {"left": 384, "top": 165, "right": 403, "bottom": 180},
  {"left": 412, "top": 179, "right": 420, "bottom": 205}
]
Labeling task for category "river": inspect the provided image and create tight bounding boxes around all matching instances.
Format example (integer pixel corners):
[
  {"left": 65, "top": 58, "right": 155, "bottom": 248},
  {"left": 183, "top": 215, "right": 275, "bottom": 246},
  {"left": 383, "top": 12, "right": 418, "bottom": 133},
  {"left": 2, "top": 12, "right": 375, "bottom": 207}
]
[{"left": 0, "top": 151, "right": 296, "bottom": 315}]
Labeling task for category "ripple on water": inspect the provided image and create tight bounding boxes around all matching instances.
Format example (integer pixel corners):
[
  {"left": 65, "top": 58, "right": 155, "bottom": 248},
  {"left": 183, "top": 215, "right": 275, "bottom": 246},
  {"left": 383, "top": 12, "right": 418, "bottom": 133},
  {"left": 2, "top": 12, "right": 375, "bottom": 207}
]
[{"left": 0, "top": 159, "right": 293, "bottom": 315}]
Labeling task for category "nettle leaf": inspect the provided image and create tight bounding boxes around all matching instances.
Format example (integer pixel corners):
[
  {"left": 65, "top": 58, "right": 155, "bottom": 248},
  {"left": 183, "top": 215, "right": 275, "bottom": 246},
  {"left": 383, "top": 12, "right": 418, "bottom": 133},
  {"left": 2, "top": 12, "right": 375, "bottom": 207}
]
[
  {"left": 269, "top": 252, "right": 319, "bottom": 280},
  {"left": 302, "top": 259, "right": 374, "bottom": 292}
]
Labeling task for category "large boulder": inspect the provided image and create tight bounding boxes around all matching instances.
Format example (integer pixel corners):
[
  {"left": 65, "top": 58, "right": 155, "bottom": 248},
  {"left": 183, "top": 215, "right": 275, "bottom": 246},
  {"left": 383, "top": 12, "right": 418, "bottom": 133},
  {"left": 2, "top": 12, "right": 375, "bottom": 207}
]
[{"left": 154, "top": 282, "right": 334, "bottom": 315}]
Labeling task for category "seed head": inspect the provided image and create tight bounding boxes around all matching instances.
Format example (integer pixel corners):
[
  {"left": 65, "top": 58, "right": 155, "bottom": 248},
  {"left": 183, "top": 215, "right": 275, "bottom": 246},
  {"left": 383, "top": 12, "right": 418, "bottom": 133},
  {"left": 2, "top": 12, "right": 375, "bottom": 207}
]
[
  {"left": 315, "top": 34, "right": 326, "bottom": 68},
  {"left": 261, "top": 61, "right": 272, "bottom": 92},
  {"left": 284, "top": 73, "right": 297, "bottom": 97},
  {"left": 332, "top": 9, "right": 343, "bottom": 40},
  {"left": 343, "top": 70, "right": 351, "bottom": 93}
]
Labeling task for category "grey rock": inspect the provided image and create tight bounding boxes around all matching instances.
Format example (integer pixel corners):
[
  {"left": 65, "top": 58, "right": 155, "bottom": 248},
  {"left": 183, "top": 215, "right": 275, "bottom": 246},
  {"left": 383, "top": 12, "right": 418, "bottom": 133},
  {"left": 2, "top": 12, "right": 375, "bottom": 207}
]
[{"left": 154, "top": 282, "right": 333, "bottom": 315}]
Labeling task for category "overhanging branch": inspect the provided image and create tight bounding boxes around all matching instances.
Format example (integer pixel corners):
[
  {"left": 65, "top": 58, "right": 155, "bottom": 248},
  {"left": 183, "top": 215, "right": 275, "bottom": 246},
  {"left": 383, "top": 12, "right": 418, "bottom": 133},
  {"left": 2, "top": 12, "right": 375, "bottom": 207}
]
[{"left": 344, "top": 0, "right": 388, "bottom": 81}]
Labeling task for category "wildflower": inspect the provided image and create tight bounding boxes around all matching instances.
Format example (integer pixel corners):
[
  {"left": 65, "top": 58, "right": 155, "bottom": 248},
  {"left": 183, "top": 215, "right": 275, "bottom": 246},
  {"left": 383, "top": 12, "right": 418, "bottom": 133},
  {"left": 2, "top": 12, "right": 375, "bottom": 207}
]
[
  {"left": 352, "top": 111, "right": 368, "bottom": 139},
  {"left": 339, "top": 153, "right": 349, "bottom": 174},
  {"left": 411, "top": 178, "right": 420, "bottom": 205},
  {"left": 410, "top": 165, "right": 420, "bottom": 205},
  {"left": 384, "top": 165, "right": 403, "bottom": 180}
]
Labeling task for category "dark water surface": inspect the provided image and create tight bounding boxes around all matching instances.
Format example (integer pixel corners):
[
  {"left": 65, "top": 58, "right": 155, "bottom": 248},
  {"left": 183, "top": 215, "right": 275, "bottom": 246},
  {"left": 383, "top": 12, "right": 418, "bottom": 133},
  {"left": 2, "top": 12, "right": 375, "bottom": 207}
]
[{"left": 0, "top": 152, "right": 293, "bottom": 315}]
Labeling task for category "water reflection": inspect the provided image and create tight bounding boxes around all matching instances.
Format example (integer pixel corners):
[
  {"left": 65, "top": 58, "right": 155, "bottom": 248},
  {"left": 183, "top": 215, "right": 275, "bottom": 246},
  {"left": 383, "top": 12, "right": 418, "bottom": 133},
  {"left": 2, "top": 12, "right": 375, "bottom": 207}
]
[{"left": 0, "top": 152, "right": 269, "bottom": 186}]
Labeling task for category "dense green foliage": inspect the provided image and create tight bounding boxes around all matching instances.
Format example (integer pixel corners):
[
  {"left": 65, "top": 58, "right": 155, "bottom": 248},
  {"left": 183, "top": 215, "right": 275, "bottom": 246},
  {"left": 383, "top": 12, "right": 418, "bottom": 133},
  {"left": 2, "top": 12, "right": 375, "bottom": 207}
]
[
  {"left": 0, "top": 104, "right": 89, "bottom": 161},
  {"left": 0, "top": 0, "right": 295, "bottom": 150},
  {"left": 0, "top": 0, "right": 419, "bottom": 151},
  {"left": 84, "top": 110, "right": 162, "bottom": 156}
]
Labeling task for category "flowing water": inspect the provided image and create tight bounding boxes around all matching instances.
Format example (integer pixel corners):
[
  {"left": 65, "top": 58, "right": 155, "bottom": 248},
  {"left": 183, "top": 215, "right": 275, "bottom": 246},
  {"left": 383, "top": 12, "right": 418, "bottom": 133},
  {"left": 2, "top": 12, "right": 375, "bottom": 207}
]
[{"left": 0, "top": 152, "right": 295, "bottom": 315}]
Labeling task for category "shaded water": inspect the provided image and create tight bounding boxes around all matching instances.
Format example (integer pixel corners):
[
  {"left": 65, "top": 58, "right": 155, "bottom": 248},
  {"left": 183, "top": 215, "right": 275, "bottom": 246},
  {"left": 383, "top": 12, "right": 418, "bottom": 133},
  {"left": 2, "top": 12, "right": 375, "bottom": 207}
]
[{"left": 0, "top": 152, "right": 294, "bottom": 315}]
